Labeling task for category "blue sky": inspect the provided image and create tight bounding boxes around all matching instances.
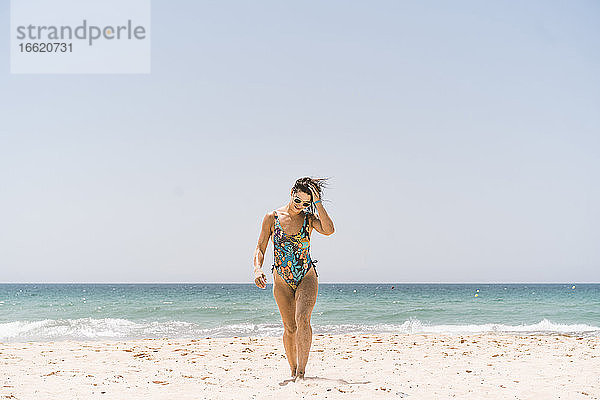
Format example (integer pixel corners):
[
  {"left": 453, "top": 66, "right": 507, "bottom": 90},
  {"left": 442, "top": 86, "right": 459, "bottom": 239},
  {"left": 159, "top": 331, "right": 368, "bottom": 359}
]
[{"left": 0, "top": 0, "right": 598, "bottom": 283}]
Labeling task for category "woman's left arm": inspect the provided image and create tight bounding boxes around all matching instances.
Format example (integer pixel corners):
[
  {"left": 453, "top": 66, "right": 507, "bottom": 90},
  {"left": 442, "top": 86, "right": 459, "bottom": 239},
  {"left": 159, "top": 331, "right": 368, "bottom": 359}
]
[
  {"left": 309, "top": 184, "right": 334, "bottom": 236},
  {"left": 312, "top": 202, "right": 335, "bottom": 235}
]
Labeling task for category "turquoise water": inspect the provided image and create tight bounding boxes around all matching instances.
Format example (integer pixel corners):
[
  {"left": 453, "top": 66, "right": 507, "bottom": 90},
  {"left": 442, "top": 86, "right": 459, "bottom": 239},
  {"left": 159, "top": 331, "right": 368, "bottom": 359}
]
[{"left": 0, "top": 283, "right": 598, "bottom": 342}]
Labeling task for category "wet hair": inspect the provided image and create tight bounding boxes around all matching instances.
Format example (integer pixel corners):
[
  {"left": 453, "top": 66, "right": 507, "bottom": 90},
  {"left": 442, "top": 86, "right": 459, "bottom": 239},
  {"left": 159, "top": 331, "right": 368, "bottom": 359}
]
[{"left": 291, "top": 176, "right": 331, "bottom": 215}]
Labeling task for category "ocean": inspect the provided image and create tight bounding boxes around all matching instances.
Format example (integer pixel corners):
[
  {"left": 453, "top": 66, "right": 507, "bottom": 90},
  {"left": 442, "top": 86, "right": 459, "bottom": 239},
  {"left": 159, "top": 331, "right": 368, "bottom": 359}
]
[{"left": 0, "top": 283, "right": 598, "bottom": 342}]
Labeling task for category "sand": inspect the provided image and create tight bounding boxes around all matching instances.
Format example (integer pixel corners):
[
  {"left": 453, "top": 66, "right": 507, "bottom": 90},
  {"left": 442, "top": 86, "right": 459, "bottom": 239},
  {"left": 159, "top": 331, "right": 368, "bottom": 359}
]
[{"left": 0, "top": 333, "right": 598, "bottom": 399}]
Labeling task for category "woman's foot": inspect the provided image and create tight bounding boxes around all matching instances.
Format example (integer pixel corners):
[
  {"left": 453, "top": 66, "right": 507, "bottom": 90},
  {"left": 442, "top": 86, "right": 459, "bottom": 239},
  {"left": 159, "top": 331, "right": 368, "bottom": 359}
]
[
  {"left": 291, "top": 367, "right": 297, "bottom": 378},
  {"left": 295, "top": 371, "right": 305, "bottom": 380}
]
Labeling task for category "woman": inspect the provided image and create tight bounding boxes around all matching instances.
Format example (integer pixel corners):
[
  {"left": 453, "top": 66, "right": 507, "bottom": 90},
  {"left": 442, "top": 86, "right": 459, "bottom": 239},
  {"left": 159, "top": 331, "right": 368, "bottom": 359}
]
[{"left": 253, "top": 177, "right": 335, "bottom": 380}]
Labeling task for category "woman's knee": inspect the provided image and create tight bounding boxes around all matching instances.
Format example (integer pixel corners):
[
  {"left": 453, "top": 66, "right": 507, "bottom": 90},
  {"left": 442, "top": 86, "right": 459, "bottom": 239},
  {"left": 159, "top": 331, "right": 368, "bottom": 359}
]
[
  {"left": 295, "top": 312, "right": 311, "bottom": 326},
  {"left": 284, "top": 322, "right": 298, "bottom": 335}
]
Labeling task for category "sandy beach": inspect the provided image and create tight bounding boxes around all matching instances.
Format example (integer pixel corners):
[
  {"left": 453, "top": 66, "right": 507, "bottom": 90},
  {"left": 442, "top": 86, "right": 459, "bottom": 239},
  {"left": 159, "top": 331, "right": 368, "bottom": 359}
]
[{"left": 0, "top": 333, "right": 598, "bottom": 399}]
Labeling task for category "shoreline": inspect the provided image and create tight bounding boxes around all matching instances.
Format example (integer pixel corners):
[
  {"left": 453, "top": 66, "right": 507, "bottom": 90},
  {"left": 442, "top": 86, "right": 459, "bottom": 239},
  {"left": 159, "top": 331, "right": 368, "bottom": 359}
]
[
  {"left": 1, "top": 332, "right": 598, "bottom": 399},
  {"left": 1, "top": 329, "right": 597, "bottom": 345}
]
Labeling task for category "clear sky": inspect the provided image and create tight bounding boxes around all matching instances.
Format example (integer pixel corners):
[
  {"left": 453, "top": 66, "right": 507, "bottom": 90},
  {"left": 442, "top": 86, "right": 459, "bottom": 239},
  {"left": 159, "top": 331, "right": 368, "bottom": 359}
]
[{"left": 0, "top": 0, "right": 598, "bottom": 283}]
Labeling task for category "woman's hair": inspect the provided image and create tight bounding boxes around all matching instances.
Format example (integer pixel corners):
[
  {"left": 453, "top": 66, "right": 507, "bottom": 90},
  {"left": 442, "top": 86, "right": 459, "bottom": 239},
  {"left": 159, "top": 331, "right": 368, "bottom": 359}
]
[{"left": 291, "top": 176, "right": 331, "bottom": 215}]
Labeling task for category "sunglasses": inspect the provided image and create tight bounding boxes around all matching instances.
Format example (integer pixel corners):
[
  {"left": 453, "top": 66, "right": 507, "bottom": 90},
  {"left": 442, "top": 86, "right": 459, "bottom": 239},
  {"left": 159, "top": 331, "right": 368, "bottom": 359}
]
[{"left": 293, "top": 197, "right": 311, "bottom": 207}]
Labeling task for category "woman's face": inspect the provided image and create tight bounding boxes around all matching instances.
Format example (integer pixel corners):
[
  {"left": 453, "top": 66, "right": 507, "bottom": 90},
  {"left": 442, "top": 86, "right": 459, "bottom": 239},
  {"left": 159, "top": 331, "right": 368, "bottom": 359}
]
[{"left": 290, "top": 190, "right": 312, "bottom": 211}]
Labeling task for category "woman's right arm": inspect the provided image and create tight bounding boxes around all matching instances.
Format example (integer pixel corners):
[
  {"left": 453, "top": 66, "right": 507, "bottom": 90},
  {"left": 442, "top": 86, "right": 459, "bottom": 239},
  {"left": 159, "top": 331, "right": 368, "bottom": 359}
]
[{"left": 253, "top": 212, "right": 273, "bottom": 289}]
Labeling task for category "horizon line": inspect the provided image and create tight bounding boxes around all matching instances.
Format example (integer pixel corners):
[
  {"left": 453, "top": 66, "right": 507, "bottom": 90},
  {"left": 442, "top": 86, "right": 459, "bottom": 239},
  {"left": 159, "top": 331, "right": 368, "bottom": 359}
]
[{"left": 0, "top": 282, "right": 596, "bottom": 285}]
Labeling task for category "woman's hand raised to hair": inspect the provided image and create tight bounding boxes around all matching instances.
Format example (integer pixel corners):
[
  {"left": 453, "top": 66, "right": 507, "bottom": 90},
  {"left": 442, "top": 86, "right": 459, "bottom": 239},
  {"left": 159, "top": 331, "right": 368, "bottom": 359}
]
[
  {"left": 308, "top": 183, "right": 320, "bottom": 202},
  {"left": 254, "top": 268, "right": 267, "bottom": 289}
]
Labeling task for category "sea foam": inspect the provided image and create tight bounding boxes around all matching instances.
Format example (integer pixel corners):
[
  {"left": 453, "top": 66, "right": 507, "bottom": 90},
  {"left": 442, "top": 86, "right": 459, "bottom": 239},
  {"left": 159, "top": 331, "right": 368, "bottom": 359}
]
[{"left": 1, "top": 317, "right": 597, "bottom": 342}]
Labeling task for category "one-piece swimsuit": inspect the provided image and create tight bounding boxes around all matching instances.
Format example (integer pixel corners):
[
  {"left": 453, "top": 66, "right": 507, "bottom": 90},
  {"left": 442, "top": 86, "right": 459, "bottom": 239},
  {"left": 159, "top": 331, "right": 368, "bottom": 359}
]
[{"left": 271, "top": 210, "right": 318, "bottom": 290}]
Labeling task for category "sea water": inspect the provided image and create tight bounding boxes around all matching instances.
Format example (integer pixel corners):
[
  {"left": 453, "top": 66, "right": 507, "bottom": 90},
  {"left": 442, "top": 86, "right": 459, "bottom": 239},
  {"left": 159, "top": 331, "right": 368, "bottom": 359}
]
[{"left": 0, "top": 283, "right": 598, "bottom": 342}]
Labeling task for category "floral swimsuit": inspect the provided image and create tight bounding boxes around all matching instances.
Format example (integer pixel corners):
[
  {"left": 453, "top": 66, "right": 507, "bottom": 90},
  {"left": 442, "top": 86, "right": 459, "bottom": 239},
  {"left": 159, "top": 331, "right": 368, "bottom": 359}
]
[{"left": 271, "top": 210, "right": 318, "bottom": 290}]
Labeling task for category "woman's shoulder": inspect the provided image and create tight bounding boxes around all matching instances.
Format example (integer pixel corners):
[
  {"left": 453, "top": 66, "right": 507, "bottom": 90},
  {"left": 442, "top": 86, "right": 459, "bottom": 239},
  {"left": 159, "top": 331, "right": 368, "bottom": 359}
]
[
  {"left": 261, "top": 210, "right": 278, "bottom": 226},
  {"left": 266, "top": 208, "right": 285, "bottom": 223},
  {"left": 270, "top": 208, "right": 284, "bottom": 218},
  {"left": 266, "top": 209, "right": 278, "bottom": 220}
]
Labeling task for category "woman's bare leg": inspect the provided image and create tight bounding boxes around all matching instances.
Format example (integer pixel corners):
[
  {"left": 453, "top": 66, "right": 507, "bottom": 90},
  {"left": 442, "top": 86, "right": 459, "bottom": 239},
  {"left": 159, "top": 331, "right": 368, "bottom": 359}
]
[
  {"left": 294, "top": 267, "right": 318, "bottom": 379},
  {"left": 273, "top": 272, "right": 298, "bottom": 377}
]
